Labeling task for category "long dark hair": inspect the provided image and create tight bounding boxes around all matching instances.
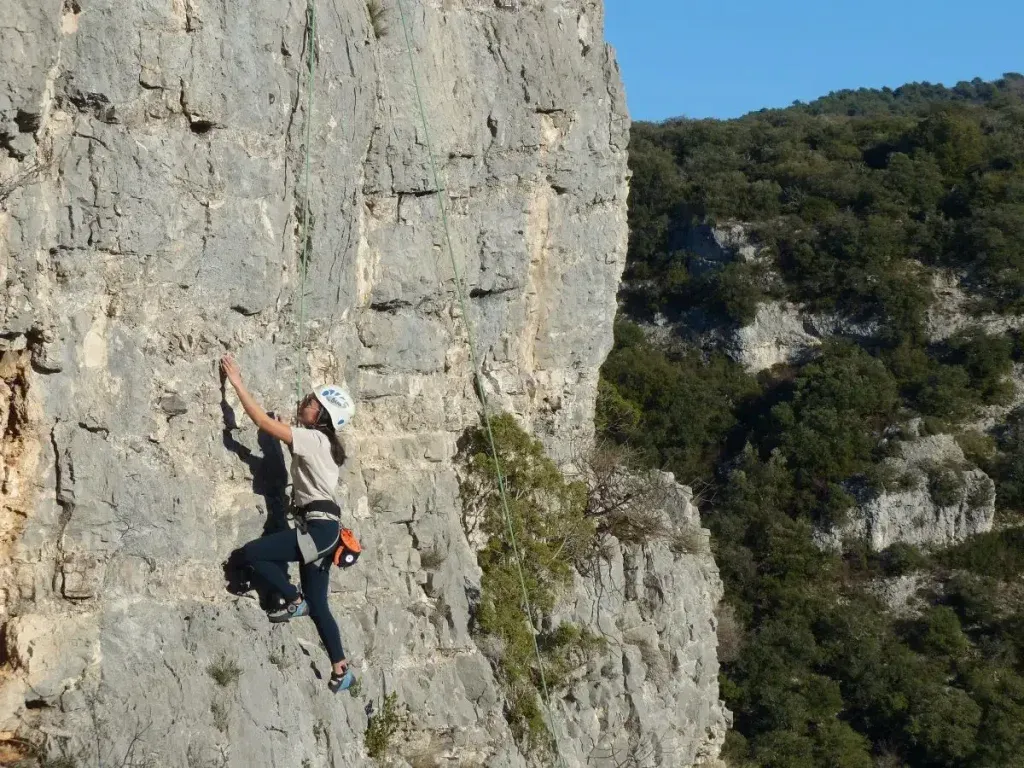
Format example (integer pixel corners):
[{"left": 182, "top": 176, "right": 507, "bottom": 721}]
[{"left": 314, "top": 407, "right": 346, "bottom": 466}]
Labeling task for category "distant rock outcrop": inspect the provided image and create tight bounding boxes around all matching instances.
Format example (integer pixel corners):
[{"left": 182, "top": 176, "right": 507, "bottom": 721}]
[{"left": 818, "top": 429, "right": 996, "bottom": 552}]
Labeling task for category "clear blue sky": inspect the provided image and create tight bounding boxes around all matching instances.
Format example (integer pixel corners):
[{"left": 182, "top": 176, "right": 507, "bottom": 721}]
[{"left": 604, "top": 0, "right": 1024, "bottom": 121}]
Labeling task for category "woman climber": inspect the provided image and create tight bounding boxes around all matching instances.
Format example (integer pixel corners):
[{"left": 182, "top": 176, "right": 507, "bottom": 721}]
[{"left": 220, "top": 354, "right": 356, "bottom": 693}]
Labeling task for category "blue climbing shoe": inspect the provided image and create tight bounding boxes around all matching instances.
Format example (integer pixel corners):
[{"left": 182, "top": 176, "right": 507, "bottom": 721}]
[
  {"left": 328, "top": 668, "right": 356, "bottom": 693},
  {"left": 268, "top": 598, "right": 309, "bottom": 623}
]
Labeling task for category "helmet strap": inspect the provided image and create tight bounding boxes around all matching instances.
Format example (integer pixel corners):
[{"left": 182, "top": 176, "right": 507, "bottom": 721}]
[{"left": 314, "top": 402, "right": 333, "bottom": 429}]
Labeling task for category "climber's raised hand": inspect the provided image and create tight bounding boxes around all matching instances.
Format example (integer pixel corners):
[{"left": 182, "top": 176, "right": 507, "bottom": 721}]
[
  {"left": 219, "top": 353, "right": 292, "bottom": 445},
  {"left": 220, "top": 354, "right": 243, "bottom": 389}
]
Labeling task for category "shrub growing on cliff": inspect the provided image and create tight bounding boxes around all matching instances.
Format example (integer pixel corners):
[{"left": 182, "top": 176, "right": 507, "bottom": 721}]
[
  {"left": 207, "top": 654, "right": 241, "bottom": 687},
  {"left": 365, "top": 692, "right": 404, "bottom": 761},
  {"left": 571, "top": 439, "right": 681, "bottom": 547},
  {"left": 940, "top": 528, "right": 1024, "bottom": 580},
  {"left": 764, "top": 342, "right": 901, "bottom": 524},
  {"left": 925, "top": 462, "right": 967, "bottom": 508},
  {"left": 458, "top": 414, "right": 598, "bottom": 754}
]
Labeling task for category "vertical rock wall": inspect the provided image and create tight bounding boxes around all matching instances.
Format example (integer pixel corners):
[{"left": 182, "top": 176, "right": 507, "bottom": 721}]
[{"left": 0, "top": 1, "right": 728, "bottom": 765}]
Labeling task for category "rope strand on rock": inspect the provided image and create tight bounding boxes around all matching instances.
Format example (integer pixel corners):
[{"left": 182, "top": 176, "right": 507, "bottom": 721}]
[{"left": 295, "top": 0, "right": 318, "bottom": 402}]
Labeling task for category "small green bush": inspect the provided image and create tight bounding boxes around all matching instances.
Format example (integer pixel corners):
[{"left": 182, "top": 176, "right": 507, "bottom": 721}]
[
  {"left": 878, "top": 541, "right": 931, "bottom": 576},
  {"left": 210, "top": 700, "right": 229, "bottom": 733},
  {"left": 941, "top": 528, "right": 1024, "bottom": 580},
  {"left": 418, "top": 547, "right": 444, "bottom": 570},
  {"left": 926, "top": 464, "right": 965, "bottom": 508},
  {"left": 365, "top": 692, "right": 404, "bottom": 761},
  {"left": 956, "top": 429, "right": 997, "bottom": 468},
  {"left": 670, "top": 524, "right": 707, "bottom": 556},
  {"left": 992, "top": 407, "right": 1024, "bottom": 512},
  {"left": 967, "top": 478, "right": 995, "bottom": 511},
  {"left": 597, "top": 320, "right": 760, "bottom": 485},
  {"left": 920, "top": 415, "right": 950, "bottom": 436},
  {"left": 536, "top": 624, "right": 606, "bottom": 690},
  {"left": 945, "top": 329, "right": 1015, "bottom": 405}
]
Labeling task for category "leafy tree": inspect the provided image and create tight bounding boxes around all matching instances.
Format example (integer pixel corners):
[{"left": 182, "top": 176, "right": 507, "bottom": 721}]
[
  {"left": 913, "top": 108, "right": 984, "bottom": 176},
  {"left": 625, "top": 76, "right": 1024, "bottom": 315},
  {"left": 764, "top": 343, "right": 900, "bottom": 523},
  {"left": 598, "top": 321, "right": 759, "bottom": 483}
]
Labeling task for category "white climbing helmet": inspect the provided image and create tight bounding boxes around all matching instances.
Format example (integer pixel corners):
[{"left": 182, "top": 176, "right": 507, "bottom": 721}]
[{"left": 313, "top": 385, "right": 355, "bottom": 430}]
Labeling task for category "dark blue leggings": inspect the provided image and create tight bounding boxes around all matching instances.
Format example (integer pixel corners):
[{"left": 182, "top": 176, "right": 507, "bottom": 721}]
[{"left": 242, "top": 521, "right": 345, "bottom": 664}]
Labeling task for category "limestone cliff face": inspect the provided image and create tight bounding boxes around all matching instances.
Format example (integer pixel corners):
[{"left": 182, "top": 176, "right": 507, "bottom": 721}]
[{"left": 0, "top": 1, "right": 728, "bottom": 766}]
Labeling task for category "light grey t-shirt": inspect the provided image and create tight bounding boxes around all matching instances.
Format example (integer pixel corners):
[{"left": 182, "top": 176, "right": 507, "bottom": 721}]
[{"left": 290, "top": 427, "right": 339, "bottom": 517}]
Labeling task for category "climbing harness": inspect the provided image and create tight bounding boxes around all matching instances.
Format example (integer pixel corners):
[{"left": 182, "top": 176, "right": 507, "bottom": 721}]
[
  {"left": 292, "top": 499, "right": 361, "bottom": 569},
  {"left": 394, "top": 1, "right": 568, "bottom": 763},
  {"left": 293, "top": 500, "right": 341, "bottom": 566}
]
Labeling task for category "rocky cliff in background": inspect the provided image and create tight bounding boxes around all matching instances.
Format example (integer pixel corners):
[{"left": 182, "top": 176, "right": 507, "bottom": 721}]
[
  {"left": 652, "top": 221, "right": 1012, "bottom": 552},
  {"left": 0, "top": 1, "right": 728, "bottom": 766},
  {"left": 815, "top": 428, "right": 997, "bottom": 553}
]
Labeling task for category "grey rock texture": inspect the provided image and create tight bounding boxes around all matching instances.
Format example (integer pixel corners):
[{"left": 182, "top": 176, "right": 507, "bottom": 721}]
[
  {"left": 724, "top": 301, "right": 881, "bottom": 375},
  {"left": 726, "top": 301, "right": 818, "bottom": 373},
  {"left": 674, "top": 222, "right": 760, "bottom": 276},
  {"left": 925, "top": 270, "right": 1024, "bottom": 343},
  {"left": 866, "top": 573, "right": 933, "bottom": 618},
  {"left": 646, "top": 222, "right": 875, "bottom": 374},
  {"left": 819, "top": 431, "right": 996, "bottom": 552},
  {"left": 551, "top": 479, "right": 729, "bottom": 767},
  {"left": 970, "top": 363, "right": 1024, "bottom": 434},
  {"left": 0, "top": 1, "right": 728, "bottom": 766}
]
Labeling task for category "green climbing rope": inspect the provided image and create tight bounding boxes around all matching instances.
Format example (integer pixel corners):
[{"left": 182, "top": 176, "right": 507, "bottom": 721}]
[
  {"left": 294, "top": 0, "right": 318, "bottom": 402},
  {"left": 394, "top": 1, "right": 568, "bottom": 763}
]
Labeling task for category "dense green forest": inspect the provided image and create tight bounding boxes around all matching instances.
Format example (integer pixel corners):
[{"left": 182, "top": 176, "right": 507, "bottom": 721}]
[
  {"left": 624, "top": 73, "right": 1024, "bottom": 331},
  {"left": 599, "top": 75, "right": 1024, "bottom": 768}
]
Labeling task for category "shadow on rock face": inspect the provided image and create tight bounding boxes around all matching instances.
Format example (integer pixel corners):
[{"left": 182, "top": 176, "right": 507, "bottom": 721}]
[{"left": 219, "top": 378, "right": 292, "bottom": 611}]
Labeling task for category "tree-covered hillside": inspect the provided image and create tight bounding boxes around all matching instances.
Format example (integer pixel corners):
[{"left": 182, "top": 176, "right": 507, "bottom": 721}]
[
  {"left": 601, "top": 75, "right": 1024, "bottom": 768},
  {"left": 624, "top": 72, "right": 1024, "bottom": 333}
]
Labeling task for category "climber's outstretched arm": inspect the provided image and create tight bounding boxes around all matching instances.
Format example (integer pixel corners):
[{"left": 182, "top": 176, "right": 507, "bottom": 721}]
[{"left": 220, "top": 354, "right": 293, "bottom": 445}]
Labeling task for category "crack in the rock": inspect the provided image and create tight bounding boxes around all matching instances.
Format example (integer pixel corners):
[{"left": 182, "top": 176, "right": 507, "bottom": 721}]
[
  {"left": 56, "top": 74, "right": 116, "bottom": 123},
  {"left": 183, "top": 0, "right": 200, "bottom": 32},
  {"left": 50, "top": 423, "right": 76, "bottom": 598},
  {"left": 71, "top": 131, "right": 110, "bottom": 150},
  {"left": 368, "top": 298, "right": 412, "bottom": 313},
  {"left": 397, "top": 188, "right": 441, "bottom": 200},
  {"left": 469, "top": 285, "right": 517, "bottom": 300}
]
